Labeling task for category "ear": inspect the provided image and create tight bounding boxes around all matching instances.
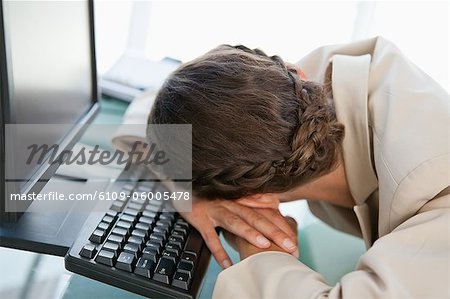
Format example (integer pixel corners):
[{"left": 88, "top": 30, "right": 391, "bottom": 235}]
[
  {"left": 237, "top": 193, "right": 280, "bottom": 209},
  {"left": 296, "top": 68, "right": 308, "bottom": 80}
]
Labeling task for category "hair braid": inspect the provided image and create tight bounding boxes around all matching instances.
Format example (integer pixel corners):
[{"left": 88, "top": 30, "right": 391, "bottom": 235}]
[
  {"left": 193, "top": 161, "right": 276, "bottom": 198},
  {"left": 284, "top": 77, "right": 344, "bottom": 178},
  {"left": 151, "top": 44, "right": 345, "bottom": 199},
  {"left": 229, "top": 45, "right": 344, "bottom": 180},
  {"left": 190, "top": 45, "right": 287, "bottom": 198}
]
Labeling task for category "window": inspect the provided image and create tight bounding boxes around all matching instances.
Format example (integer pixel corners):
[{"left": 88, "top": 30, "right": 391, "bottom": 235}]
[{"left": 95, "top": 1, "right": 448, "bottom": 91}]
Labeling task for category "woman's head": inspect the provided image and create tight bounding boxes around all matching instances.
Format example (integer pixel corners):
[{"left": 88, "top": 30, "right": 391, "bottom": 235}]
[{"left": 148, "top": 45, "right": 344, "bottom": 199}]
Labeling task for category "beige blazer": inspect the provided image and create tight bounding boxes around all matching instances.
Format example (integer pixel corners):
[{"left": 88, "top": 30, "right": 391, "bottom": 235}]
[{"left": 213, "top": 37, "right": 450, "bottom": 299}]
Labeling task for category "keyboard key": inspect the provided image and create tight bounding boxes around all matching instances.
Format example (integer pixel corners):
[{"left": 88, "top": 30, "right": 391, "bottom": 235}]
[
  {"left": 131, "top": 229, "right": 147, "bottom": 239},
  {"left": 145, "top": 241, "right": 162, "bottom": 255},
  {"left": 162, "top": 249, "right": 178, "bottom": 262},
  {"left": 153, "top": 226, "right": 169, "bottom": 238},
  {"left": 79, "top": 243, "right": 97, "bottom": 259},
  {"left": 142, "top": 247, "right": 159, "bottom": 262},
  {"left": 117, "top": 196, "right": 128, "bottom": 203},
  {"left": 120, "top": 214, "right": 136, "bottom": 224},
  {"left": 165, "top": 242, "right": 181, "bottom": 254},
  {"left": 102, "top": 215, "right": 115, "bottom": 224},
  {"left": 111, "top": 201, "right": 125, "bottom": 212},
  {"left": 107, "top": 234, "right": 125, "bottom": 248},
  {"left": 105, "top": 210, "right": 118, "bottom": 219},
  {"left": 134, "top": 257, "right": 156, "bottom": 278},
  {"left": 161, "top": 207, "right": 173, "bottom": 213},
  {"left": 156, "top": 224, "right": 171, "bottom": 235},
  {"left": 177, "top": 260, "right": 194, "bottom": 275},
  {"left": 139, "top": 216, "right": 155, "bottom": 225},
  {"left": 173, "top": 225, "right": 189, "bottom": 235},
  {"left": 145, "top": 205, "right": 161, "bottom": 213},
  {"left": 172, "top": 227, "right": 187, "bottom": 235},
  {"left": 148, "top": 197, "right": 163, "bottom": 206},
  {"left": 153, "top": 257, "right": 176, "bottom": 284},
  {"left": 142, "top": 210, "right": 157, "bottom": 218},
  {"left": 115, "top": 252, "right": 136, "bottom": 272},
  {"left": 115, "top": 220, "right": 133, "bottom": 234},
  {"left": 127, "top": 235, "right": 145, "bottom": 249},
  {"left": 159, "top": 213, "right": 175, "bottom": 222},
  {"left": 172, "top": 271, "right": 191, "bottom": 290},
  {"left": 156, "top": 220, "right": 172, "bottom": 228},
  {"left": 112, "top": 227, "right": 128, "bottom": 238},
  {"left": 95, "top": 249, "right": 116, "bottom": 266},
  {"left": 131, "top": 197, "right": 146, "bottom": 205},
  {"left": 149, "top": 233, "right": 166, "bottom": 246},
  {"left": 150, "top": 231, "right": 166, "bottom": 240},
  {"left": 181, "top": 252, "right": 196, "bottom": 263},
  {"left": 167, "top": 240, "right": 182, "bottom": 250},
  {"left": 97, "top": 221, "right": 110, "bottom": 231},
  {"left": 168, "top": 235, "right": 183, "bottom": 245},
  {"left": 123, "top": 208, "right": 140, "bottom": 217},
  {"left": 135, "top": 222, "right": 151, "bottom": 231},
  {"left": 184, "top": 230, "right": 202, "bottom": 256},
  {"left": 89, "top": 229, "right": 106, "bottom": 244},
  {"left": 128, "top": 202, "right": 144, "bottom": 211},
  {"left": 175, "top": 218, "right": 189, "bottom": 228},
  {"left": 123, "top": 243, "right": 141, "bottom": 258},
  {"left": 170, "top": 230, "right": 185, "bottom": 241},
  {"left": 102, "top": 241, "right": 120, "bottom": 257}
]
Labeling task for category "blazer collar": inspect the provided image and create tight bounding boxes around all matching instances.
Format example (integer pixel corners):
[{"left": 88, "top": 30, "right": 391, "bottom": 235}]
[{"left": 331, "top": 54, "right": 378, "bottom": 205}]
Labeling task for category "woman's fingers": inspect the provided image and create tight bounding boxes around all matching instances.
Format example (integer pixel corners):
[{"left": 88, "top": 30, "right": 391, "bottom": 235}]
[
  {"left": 180, "top": 197, "right": 300, "bottom": 268},
  {"left": 255, "top": 208, "right": 298, "bottom": 241},
  {"left": 225, "top": 202, "right": 298, "bottom": 254},
  {"left": 211, "top": 206, "right": 272, "bottom": 249},
  {"left": 284, "top": 216, "right": 298, "bottom": 231},
  {"left": 182, "top": 210, "right": 233, "bottom": 269},
  {"left": 283, "top": 216, "right": 300, "bottom": 258},
  {"left": 195, "top": 219, "right": 233, "bottom": 269}
]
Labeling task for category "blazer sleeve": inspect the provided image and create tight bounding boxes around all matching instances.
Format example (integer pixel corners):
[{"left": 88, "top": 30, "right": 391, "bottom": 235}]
[{"left": 212, "top": 206, "right": 450, "bottom": 299}]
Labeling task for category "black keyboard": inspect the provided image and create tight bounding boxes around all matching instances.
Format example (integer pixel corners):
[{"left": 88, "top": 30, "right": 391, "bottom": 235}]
[{"left": 65, "top": 168, "right": 211, "bottom": 299}]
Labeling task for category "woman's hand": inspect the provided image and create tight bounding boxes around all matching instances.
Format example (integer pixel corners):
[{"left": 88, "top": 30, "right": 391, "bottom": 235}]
[
  {"left": 179, "top": 197, "right": 299, "bottom": 269},
  {"left": 224, "top": 216, "right": 298, "bottom": 260}
]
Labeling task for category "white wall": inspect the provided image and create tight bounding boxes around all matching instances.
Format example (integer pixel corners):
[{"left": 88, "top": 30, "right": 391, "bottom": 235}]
[{"left": 95, "top": 1, "right": 449, "bottom": 91}]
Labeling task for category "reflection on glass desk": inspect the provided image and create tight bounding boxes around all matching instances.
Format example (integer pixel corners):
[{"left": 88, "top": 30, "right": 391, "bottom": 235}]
[
  {"left": 0, "top": 97, "right": 365, "bottom": 298},
  {"left": 0, "top": 201, "right": 365, "bottom": 299}
]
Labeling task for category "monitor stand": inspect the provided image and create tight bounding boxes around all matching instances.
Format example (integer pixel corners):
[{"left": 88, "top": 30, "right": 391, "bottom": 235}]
[{"left": 0, "top": 177, "right": 109, "bottom": 256}]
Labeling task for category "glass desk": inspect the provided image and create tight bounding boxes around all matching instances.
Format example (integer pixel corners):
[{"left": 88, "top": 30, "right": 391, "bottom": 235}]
[
  {"left": 0, "top": 97, "right": 365, "bottom": 298},
  {"left": 0, "top": 201, "right": 365, "bottom": 299}
]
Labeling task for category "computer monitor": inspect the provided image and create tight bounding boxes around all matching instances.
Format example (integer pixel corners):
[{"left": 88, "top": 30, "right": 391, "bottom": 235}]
[{"left": 0, "top": 0, "right": 99, "bottom": 254}]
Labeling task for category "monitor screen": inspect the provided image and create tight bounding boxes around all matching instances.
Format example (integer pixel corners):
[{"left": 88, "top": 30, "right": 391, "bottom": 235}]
[
  {"left": 1, "top": 0, "right": 98, "bottom": 220},
  {"left": 2, "top": 0, "right": 96, "bottom": 190},
  {"left": 7, "top": 1, "right": 93, "bottom": 125}
]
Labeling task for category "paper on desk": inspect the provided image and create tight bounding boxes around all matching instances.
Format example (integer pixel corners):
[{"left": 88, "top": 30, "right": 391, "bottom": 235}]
[
  {"left": 102, "top": 54, "right": 181, "bottom": 91},
  {"left": 111, "top": 91, "right": 156, "bottom": 153},
  {"left": 100, "top": 54, "right": 181, "bottom": 102}
]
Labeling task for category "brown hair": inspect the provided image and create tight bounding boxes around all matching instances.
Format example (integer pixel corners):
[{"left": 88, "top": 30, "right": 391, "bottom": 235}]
[{"left": 148, "top": 45, "right": 344, "bottom": 199}]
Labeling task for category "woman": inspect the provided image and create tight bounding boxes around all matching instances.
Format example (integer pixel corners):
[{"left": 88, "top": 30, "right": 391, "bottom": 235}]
[{"left": 148, "top": 37, "right": 450, "bottom": 298}]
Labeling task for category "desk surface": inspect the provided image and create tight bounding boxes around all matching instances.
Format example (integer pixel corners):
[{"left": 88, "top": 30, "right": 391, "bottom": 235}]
[{"left": 0, "top": 96, "right": 365, "bottom": 299}]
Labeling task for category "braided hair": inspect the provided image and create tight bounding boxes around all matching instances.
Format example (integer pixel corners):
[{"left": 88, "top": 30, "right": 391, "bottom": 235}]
[{"left": 149, "top": 45, "right": 344, "bottom": 199}]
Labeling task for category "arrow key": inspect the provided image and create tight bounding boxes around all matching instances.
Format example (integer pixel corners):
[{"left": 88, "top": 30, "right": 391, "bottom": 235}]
[
  {"left": 152, "top": 257, "right": 175, "bottom": 284},
  {"left": 172, "top": 271, "right": 191, "bottom": 290}
]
